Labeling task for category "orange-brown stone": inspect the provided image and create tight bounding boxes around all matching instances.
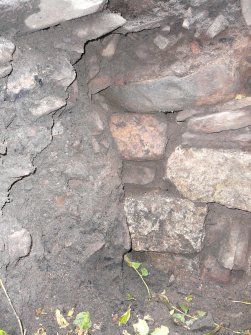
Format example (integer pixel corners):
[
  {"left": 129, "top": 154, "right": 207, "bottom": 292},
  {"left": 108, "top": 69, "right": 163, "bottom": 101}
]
[{"left": 110, "top": 113, "right": 167, "bottom": 160}]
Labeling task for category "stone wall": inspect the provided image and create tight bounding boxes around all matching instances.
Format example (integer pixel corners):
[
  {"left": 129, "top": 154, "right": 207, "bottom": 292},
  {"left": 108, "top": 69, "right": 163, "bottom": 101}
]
[{"left": 87, "top": 0, "right": 251, "bottom": 284}]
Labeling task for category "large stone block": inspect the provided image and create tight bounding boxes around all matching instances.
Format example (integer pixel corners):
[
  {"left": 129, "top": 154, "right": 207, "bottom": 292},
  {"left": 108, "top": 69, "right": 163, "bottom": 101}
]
[
  {"left": 124, "top": 192, "right": 207, "bottom": 254},
  {"left": 110, "top": 113, "right": 168, "bottom": 160},
  {"left": 166, "top": 147, "right": 251, "bottom": 212},
  {"left": 25, "top": 0, "right": 107, "bottom": 31},
  {"left": 104, "top": 64, "right": 238, "bottom": 112},
  {"left": 187, "top": 108, "right": 251, "bottom": 133}
]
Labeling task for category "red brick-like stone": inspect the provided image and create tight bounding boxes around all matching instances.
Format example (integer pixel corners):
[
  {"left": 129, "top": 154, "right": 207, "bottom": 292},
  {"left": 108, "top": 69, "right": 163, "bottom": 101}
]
[{"left": 110, "top": 113, "right": 167, "bottom": 160}]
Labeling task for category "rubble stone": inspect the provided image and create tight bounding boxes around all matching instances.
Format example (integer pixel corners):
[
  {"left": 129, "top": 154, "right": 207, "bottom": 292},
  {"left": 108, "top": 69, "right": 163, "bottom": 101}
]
[
  {"left": 30, "top": 96, "right": 66, "bottom": 117},
  {"left": 187, "top": 109, "right": 251, "bottom": 133},
  {"left": 110, "top": 113, "right": 168, "bottom": 160},
  {"left": 0, "top": 38, "right": 15, "bottom": 65},
  {"left": 25, "top": 0, "right": 107, "bottom": 31},
  {"left": 8, "top": 229, "right": 32, "bottom": 263},
  {"left": 166, "top": 147, "right": 251, "bottom": 212},
  {"left": 124, "top": 192, "right": 207, "bottom": 253},
  {"left": 104, "top": 64, "right": 238, "bottom": 112},
  {"left": 122, "top": 162, "right": 156, "bottom": 185}
]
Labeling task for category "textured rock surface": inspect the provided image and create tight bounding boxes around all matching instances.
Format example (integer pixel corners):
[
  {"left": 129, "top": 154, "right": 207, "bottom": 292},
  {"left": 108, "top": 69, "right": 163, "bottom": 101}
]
[
  {"left": 104, "top": 64, "right": 238, "bottom": 112},
  {"left": 124, "top": 192, "right": 207, "bottom": 253},
  {"left": 25, "top": 0, "right": 107, "bottom": 31},
  {"left": 218, "top": 223, "right": 250, "bottom": 270},
  {"left": 122, "top": 162, "right": 156, "bottom": 185},
  {"left": 110, "top": 113, "right": 168, "bottom": 160},
  {"left": 241, "top": 0, "right": 251, "bottom": 27},
  {"left": 166, "top": 147, "right": 251, "bottom": 212},
  {"left": 187, "top": 109, "right": 251, "bottom": 133}
]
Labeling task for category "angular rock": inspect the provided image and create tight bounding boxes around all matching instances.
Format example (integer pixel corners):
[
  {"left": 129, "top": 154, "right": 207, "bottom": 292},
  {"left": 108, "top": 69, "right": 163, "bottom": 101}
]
[
  {"left": 30, "top": 96, "right": 66, "bottom": 117},
  {"left": 25, "top": 0, "right": 107, "bottom": 31},
  {"left": 202, "top": 255, "right": 231, "bottom": 284},
  {"left": 153, "top": 34, "right": 170, "bottom": 50},
  {"left": 218, "top": 223, "right": 250, "bottom": 270},
  {"left": 7, "top": 67, "right": 38, "bottom": 98},
  {"left": 0, "top": 38, "right": 15, "bottom": 65},
  {"left": 110, "top": 113, "right": 168, "bottom": 160},
  {"left": 73, "top": 12, "right": 126, "bottom": 40},
  {"left": 124, "top": 192, "right": 207, "bottom": 254},
  {"left": 104, "top": 64, "right": 238, "bottom": 112},
  {"left": 187, "top": 109, "right": 251, "bottom": 133},
  {"left": 0, "top": 63, "right": 12, "bottom": 78},
  {"left": 117, "top": 15, "right": 164, "bottom": 34},
  {"left": 8, "top": 229, "right": 32, "bottom": 263},
  {"left": 182, "top": 129, "right": 251, "bottom": 151},
  {"left": 189, "top": 312, "right": 214, "bottom": 331},
  {"left": 206, "top": 15, "right": 228, "bottom": 39},
  {"left": 101, "top": 34, "right": 120, "bottom": 58},
  {"left": 166, "top": 147, "right": 251, "bottom": 212},
  {"left": 0, "top": 155, "right": 35, "bottom": 212},
  {"left": 122, "top": 162, "right": 156, "bottom": 185},
  {"left": 241, "top": 0, "right": 251, "bottom": 27}
]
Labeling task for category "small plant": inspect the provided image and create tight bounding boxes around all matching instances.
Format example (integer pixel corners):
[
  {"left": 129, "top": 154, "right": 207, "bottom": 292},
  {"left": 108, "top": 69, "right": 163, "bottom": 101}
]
[
  {"left": 0, "top": 330, "right": 10, "bottom": 335},
  {"left": 124, "top": 255, "right": 151, "bottom": 300},
  {"left": 73, "top": 311, "right": 92, "bottom": 335}
]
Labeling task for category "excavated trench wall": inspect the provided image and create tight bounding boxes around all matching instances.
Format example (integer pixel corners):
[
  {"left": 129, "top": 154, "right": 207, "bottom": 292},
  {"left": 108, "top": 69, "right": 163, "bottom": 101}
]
[{"left": 0, "top": 0, "right": 250, "bottom": 333}]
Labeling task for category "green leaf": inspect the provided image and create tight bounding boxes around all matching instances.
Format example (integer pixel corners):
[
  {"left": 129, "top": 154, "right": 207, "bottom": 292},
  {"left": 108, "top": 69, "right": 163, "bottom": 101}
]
[
  {"left": 179, "top": 304, "right": 189, "bottom": 314},
  {"left": 131, "top": 261, "right": 141, "bottom": 270},
  {"left": 127, "top": 293, "right": 136, "bottom": 301},
  {"left": 194, "top": 310, "right": 206, "bottom": 319},
  {"left": 172, "top": 313, "right": 186, "bottom": 324},
  {"left": 73, "top": 311, "right": 92, "bottom": 330},
  {"left": 185, "top": 294, "right": 193, "bottom": 302},
  {"left": 119, "top": 306, "right": 131, "bottom": 326},
  {"left": 0, "top": 331, "right": 9, "bottom": 335},
  {"left": 140, "top": 267, "right": 149, "bottom": 277},
  {"left": 133, "top": 319, "right": 149, "bottom": 335},
  {"left": 151, "top": 325, "right": 169, "bottom": 335}
]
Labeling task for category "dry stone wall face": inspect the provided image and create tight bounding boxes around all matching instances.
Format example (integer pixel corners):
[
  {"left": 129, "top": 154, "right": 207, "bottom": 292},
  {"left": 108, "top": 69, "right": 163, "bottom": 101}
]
[
  {"left": 0, "top": 0, "right": 250, "bottom": 333},
  {"left": 100, "top": 0, "right": 251, "bottom": 285}
]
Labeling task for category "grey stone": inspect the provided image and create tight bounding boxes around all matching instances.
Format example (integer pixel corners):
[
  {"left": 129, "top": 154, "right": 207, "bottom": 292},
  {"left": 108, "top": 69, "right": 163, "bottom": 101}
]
[
  {"left": 187, "top": 109, "right": 251, "bottom": 133},
  {"left": 7, "top": 66, "right": 38, "bottom": 97},
  {"left": 30, "top": 96, "right": 66, "bottom": 116},
  {"left": 8, "top": 228, "right": 32, "bottom": 263},
  {"left": 0, "top": 38, "right": 15, "bottom": 65},
  {"left": 218, "top": 223, "right": 250, "bottom": 270},
  {"left": 122, "top": 162, "right": 156, "bottom": 185},
  {"left": 0, "top": 63, "right": 12, "bottom": 78},
  {"left": 153, "top": 34, "right": 170, "bottom": 50},
  {"left": 117, "top": 15, "right": 164, "bottom": 34},
  {"left": 241, "top": 0, "right": 251, "bottom": 27},
  {"left": 73, "top": 12, "right": 126, "bottom": 40},
  {"left": 189, "top": 312, "right": 214, "bottom": 331},
  {"left": 25, "top": 0, "right": 107, "bottom": 31},
  {"left": 124, "top": 192, "right": 207, "bottom": 254},
  {"left": 182, "top": 128, "right": 251, "bottom": 151},
  {"left": 166, "top": 146, "right": 251, "bottom": 212},
  {"left": 206, "top": 15, "right": 228, "bottom": 38},
  {"left": 103, "top": 64, "right": 238, "bottom": 112}
]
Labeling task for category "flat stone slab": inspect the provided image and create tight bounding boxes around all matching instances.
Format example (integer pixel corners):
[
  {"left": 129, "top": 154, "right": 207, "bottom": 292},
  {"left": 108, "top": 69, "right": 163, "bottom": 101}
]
[
  {"left": 25, "top": 0, "right": 107, "bottom": 31},
  {"left": 124, "top": 192, "right": 207, "bottom": 254},
  {"left": 110, "top": 113, "right": 168, "bottom": 160},
  {"left": 104, "top": 64, "right": 238, "bottom": 112},
  {"left": 187, "top": 108, "right": 251, "bottom": 133},
  {"left": 166, "top": 146, "right": 251, "bottom": 212}
]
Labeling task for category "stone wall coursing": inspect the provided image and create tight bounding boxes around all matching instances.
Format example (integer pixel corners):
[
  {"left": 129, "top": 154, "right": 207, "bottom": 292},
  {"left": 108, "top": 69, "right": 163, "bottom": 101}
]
[{"left": 100, "top": 0, "right": 251, "bottom": 284}]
